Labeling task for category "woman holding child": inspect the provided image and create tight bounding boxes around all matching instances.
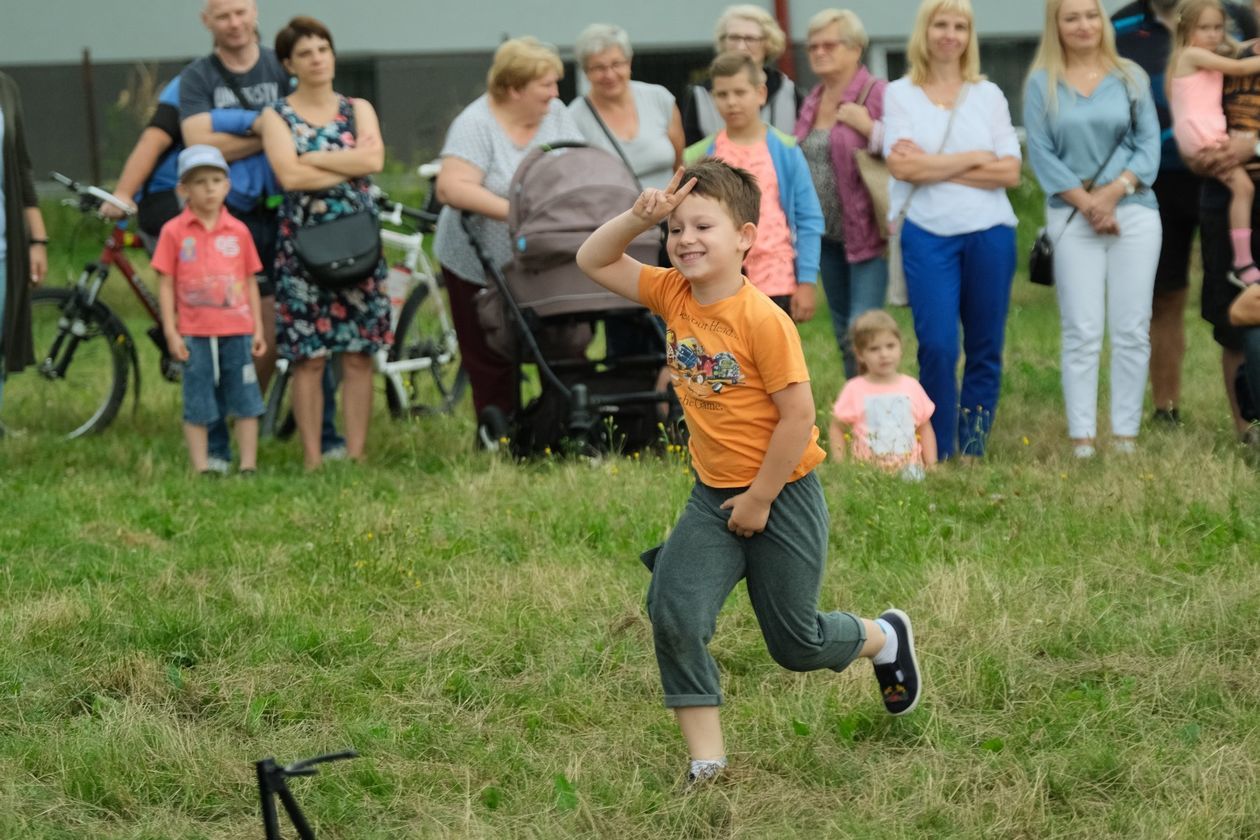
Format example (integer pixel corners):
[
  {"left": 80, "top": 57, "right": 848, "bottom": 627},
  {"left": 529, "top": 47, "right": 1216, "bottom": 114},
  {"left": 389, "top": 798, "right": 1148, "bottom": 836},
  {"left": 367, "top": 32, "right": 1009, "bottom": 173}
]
[
  {"left": 258, "top": 16, "right": 392, "bottom": 470},
  {"left": 884, "top": 0, "right": 1021, "bottom": 461},
  {"left": 434, "top": 37, "right": 583, "bottom": 445},
  {"left": 794, "top": 9, "right": 889, "bottom": 380},
  {"left": 1024, "top": 0, "right": 1161, "bottom": 458}
]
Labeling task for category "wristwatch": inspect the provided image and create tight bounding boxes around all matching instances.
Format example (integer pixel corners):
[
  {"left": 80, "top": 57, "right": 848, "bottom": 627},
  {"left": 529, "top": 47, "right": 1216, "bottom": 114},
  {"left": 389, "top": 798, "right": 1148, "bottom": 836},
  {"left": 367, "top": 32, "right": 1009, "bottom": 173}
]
[{"left": 1119, "top": 173, "right": 1137, "bottom": 196}]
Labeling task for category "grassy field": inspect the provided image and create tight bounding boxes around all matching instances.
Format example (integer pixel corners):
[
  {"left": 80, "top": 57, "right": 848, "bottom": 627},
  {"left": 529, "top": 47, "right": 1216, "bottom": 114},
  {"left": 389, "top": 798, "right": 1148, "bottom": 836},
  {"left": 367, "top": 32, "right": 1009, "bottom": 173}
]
[{"left": 0, "top": 187, "right": 1258, "bottom": 839}]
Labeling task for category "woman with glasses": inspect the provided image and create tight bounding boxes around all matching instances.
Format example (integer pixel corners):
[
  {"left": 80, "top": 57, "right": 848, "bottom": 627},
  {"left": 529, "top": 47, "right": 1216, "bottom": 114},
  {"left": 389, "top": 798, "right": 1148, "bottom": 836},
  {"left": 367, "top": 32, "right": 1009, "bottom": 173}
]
[
  {"left": 682, "top": 4, "right": 801, "bottom": 145},
  {"left": 793, "top": 9, "right": 889, "bottom": 379}
]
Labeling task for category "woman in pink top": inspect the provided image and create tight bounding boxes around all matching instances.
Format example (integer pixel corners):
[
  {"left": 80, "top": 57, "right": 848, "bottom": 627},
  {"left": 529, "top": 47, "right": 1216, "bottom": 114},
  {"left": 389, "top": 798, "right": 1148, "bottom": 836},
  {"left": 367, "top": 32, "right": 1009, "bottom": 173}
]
[
  {"left": 830, "top": 310, "right": 936, "bottom": 480},
  {"left": 1168, "top": 0, "right": 1260, "bottom": 285}
]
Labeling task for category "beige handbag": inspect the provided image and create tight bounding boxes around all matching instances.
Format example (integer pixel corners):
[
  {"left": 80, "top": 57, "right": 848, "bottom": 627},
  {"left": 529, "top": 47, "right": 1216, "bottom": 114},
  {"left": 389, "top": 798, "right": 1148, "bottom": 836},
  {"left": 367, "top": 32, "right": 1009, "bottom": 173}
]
[{"left": 852, "top": 78, "right": 890, "bottom": 240}]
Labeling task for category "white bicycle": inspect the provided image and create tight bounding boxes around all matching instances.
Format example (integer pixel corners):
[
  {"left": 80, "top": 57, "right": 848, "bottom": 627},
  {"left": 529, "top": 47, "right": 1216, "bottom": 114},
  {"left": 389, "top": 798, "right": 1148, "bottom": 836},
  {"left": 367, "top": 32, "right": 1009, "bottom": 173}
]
[{"left": 261, "top": 164, "right": 466, "bottom": 438}]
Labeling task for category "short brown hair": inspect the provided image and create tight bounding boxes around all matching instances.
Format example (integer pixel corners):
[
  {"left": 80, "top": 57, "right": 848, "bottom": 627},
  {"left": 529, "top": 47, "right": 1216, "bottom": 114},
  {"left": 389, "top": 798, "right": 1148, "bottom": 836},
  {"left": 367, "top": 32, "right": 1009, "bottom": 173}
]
[
  {"left": 274, "top": 16, "right": 334, "bottom": 63},
  {"left": 678, "top": 158, "right": 761, "bottom": 230},
  {"left": 487, "top": 37, "right": 564, "bottom": 102},
  {"left": 849, "top": 309, "right": 901, "bottom": 355},
  {"left": 708, "top": 50, "right": 766, "bottom": 86}
]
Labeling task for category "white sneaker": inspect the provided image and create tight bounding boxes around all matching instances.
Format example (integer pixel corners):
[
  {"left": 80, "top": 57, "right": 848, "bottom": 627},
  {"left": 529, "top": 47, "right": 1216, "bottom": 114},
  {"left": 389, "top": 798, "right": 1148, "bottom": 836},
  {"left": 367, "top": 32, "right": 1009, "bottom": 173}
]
[
  {"left": 205, "top": 456, "right": 231, "bottom": 474},
  {"left": 322, "top": 445, "right": 348, "bottom": 461},
  {"left": 1072, "top": 444, "right": 1096, "bottom": 459},
  {"left": 1112, "top": 439, "right": 1137, "bottom": 455}
]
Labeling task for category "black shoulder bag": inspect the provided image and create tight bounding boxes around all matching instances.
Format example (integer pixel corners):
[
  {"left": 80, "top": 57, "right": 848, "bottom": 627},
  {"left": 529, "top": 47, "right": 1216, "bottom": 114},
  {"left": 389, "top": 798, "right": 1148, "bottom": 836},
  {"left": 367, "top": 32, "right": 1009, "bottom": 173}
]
[
  {"left": 288, "top": 99, "right": 382, "bottom": 290},
  {"left": 1029, "top": 95, "right": 1138, "bottom": 287}
]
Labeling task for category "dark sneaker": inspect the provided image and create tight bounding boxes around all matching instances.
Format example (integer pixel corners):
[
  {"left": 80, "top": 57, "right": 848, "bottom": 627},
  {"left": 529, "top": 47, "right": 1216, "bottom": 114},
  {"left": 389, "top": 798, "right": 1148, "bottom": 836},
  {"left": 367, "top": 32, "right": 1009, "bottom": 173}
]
[
  {"left": 874, "top": 609, "right": 920, "bottom": 716},
  {"left": 1151, "top": 408, "right": 1181, "bottom": 427}
]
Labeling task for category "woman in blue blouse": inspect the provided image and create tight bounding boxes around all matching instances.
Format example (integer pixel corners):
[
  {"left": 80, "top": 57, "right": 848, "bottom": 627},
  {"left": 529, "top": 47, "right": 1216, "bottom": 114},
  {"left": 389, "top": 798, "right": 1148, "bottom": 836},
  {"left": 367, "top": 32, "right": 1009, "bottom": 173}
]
[{"left": 1024, "top": 0, "right": 1161, "bottom": 458}]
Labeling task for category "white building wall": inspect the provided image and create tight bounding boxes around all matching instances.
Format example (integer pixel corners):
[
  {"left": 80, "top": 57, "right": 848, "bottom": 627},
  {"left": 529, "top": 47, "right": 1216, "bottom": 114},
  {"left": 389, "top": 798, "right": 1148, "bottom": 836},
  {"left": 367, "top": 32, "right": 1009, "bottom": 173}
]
[{"left": 2, "top": 0, "right": 1092, "bottom": 66}]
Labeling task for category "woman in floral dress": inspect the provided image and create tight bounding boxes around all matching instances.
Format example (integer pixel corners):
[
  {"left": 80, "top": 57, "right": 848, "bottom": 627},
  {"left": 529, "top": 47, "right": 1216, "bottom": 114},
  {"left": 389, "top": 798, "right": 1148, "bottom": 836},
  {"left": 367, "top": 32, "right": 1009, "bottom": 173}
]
[{"left": 258, "top": 16, "right": 391, "bottom": 469}]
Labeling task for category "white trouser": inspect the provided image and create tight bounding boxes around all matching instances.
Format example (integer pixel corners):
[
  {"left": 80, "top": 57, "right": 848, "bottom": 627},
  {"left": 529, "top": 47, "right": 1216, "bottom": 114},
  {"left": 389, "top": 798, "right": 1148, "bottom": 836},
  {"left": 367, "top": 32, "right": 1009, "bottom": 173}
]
[{"left": 1049, "top": 203, "right": 1162, "bottom": 439}]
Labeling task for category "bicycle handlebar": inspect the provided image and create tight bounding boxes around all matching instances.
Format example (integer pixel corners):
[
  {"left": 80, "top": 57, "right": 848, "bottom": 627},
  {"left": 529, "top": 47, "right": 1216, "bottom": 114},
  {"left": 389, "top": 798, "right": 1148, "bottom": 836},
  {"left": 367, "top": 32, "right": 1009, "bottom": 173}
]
[{"left": 50, "top": 171, "right": 135, "bottom": 215}]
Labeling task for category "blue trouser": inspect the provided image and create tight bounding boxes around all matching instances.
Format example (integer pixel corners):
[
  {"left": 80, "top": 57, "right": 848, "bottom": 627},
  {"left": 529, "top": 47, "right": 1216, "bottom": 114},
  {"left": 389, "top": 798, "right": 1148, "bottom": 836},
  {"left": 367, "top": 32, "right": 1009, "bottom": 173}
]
[
  {"left": 820, "top": 238, "right": 889, "bottom": 379},
  {"left": 901, "top": 221, "right": 1015, "bottom": 459},
  {"left": 208, "top": 362, "right": 342, "bottom": 461}
]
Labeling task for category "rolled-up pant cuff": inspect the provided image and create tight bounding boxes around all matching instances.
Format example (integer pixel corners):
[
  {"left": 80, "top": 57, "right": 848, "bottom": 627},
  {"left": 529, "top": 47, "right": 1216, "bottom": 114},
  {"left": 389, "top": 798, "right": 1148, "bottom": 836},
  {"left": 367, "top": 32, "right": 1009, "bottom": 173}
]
[{"left": 664, "top": 693, "right": 722, "bottom": 709}]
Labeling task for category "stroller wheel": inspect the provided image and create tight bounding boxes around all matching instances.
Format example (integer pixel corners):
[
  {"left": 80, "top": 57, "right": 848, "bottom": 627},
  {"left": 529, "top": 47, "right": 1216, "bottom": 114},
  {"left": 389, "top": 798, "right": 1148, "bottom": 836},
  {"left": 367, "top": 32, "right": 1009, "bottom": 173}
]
[{"left": 476, "top": 406, "right": 510, "bottom": 452}]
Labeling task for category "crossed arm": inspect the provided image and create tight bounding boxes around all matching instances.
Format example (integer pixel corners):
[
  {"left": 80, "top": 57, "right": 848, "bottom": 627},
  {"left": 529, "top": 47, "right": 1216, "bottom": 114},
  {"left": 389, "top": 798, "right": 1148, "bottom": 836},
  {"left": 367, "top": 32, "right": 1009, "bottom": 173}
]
[
  {"left": 887, "top": 140, "right": 1020, "bottom": 189},
  {"left": 258, "top": 98, "right": 384, "bottom": 192}
]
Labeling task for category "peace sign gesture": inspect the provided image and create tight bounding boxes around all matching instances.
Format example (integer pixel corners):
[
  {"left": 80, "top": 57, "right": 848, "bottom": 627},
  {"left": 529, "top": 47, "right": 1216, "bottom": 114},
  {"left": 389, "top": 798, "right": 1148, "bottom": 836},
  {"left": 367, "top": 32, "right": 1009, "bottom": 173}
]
[{"left": 631, "top": 168, "right": 698, "bottom": 226}]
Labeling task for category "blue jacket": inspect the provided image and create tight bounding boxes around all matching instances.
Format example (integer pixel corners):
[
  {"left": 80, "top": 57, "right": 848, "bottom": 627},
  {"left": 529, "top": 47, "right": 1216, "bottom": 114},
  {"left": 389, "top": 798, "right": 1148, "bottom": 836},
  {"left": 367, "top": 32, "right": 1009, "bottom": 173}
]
[{"left": 684, "top": 125, "right": 824, "bottom": 285}]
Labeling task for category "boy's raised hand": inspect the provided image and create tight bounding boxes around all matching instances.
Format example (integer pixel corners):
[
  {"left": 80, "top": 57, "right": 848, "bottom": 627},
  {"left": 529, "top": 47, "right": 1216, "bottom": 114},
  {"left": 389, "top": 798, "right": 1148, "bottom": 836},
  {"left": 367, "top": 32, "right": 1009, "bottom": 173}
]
[{"left": 631, "top": 168, "right": 697, "bottom": 226}]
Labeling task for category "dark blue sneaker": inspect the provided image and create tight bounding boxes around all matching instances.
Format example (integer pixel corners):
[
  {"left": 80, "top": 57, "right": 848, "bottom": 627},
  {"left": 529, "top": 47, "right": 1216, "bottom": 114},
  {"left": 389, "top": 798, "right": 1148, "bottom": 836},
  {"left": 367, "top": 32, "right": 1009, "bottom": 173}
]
[{"left": 874, "top": 609, "right": 920, "bottom": 716}]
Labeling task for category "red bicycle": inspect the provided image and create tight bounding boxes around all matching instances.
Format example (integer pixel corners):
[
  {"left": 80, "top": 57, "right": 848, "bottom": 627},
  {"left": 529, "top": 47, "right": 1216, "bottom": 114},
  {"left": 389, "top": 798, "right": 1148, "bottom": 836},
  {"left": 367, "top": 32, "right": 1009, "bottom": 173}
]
[{"left": 0, "top": 172, "right": 182, "bottom": 438}]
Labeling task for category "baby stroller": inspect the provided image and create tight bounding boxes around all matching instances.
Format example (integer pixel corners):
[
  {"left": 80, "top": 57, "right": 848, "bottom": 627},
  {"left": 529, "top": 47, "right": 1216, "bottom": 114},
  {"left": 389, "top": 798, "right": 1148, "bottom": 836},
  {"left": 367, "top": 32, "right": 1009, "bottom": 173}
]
[{"left": 463, "top": 142, "right": 670, "bottom": 456}]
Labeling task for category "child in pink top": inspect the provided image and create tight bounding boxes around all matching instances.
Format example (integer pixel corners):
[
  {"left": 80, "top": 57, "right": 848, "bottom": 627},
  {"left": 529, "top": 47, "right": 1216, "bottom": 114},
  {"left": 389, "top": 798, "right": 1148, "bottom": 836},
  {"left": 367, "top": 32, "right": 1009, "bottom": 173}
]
[
  {"left": 683, "top": 51, "right": 824, "bottom": 321},
  {"left": 830, "top": 310, "right": 936, "bottom": 480},
  {"left": 1168, "top": 0, "right": 1260, "bottom": 286}
]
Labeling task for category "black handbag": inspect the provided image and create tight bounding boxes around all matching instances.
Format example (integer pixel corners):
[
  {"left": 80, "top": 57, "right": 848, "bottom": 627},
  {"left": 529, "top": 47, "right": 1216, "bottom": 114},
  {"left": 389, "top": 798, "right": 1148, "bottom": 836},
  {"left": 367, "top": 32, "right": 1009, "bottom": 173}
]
[
  {"left": 292, "top": 210, "right": 382, "bottom": 290},
  {"left": 1028, "top": 96, "right": 1138, "bottom": 288}
]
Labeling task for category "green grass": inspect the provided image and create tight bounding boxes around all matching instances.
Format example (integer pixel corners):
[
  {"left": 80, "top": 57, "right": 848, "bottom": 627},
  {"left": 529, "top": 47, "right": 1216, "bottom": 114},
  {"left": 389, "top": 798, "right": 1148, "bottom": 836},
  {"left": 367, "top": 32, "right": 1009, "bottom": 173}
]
[{"left": 0, "top": 190, "right": 1258, "bottom": 838}]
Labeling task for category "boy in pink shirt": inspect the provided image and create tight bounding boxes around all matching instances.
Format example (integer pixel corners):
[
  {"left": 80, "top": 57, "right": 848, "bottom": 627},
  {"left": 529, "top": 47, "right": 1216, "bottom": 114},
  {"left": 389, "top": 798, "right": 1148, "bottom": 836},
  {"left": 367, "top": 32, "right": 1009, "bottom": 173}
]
[
  {"left": 151, "top": 145, "right": 266, "bottom": 475},
  {"left": 683, "top": 51, "right": 824, "bottom": 322}
]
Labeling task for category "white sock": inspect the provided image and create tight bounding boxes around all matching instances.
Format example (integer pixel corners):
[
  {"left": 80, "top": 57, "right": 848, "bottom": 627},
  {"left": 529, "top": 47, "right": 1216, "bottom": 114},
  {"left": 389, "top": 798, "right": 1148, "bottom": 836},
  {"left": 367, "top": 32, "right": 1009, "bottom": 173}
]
[
  {"left": 689, "top": 757, "right": 727, "bottom": 780},
  {"left": 872, "top": 618, "right": 898, "bottom": 665}
]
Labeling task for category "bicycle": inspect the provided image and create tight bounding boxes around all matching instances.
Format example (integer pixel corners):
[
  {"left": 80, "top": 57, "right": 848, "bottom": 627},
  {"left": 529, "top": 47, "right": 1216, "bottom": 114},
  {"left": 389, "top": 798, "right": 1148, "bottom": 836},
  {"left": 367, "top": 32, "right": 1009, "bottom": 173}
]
[
  {"left": 260, "top": 164, "right": 466, "bottom": 437},
  {"left": 0, "top": 172, "right": 183, "bottom": 438}
]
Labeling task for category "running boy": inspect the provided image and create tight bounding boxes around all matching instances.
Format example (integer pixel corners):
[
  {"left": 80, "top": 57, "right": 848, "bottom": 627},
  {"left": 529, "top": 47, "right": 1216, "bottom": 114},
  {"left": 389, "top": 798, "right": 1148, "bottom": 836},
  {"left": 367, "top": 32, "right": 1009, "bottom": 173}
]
[
  {"left": 576, "top": 161, "right": 920, "bottom": 785},
  {"left": 153, "top": 145, "right": 267, "bottom": 475},
  {"left": 683, "top": 51, "right": 824, "bottom": 322}
]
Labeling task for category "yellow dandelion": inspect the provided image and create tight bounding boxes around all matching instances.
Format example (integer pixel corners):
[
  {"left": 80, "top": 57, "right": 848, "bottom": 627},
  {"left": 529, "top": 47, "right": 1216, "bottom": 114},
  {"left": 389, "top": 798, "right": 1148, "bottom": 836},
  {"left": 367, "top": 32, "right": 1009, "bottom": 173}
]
[{"left": 1022, "top": 436, "right": 1030, "bottom": 446}]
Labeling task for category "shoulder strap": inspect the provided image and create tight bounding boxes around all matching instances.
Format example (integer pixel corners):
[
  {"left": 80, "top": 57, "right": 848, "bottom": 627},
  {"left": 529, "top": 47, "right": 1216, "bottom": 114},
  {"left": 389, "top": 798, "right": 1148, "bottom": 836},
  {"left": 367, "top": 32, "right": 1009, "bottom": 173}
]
[
  {"left": 583, "top": 96, "right": 641, "bottom": 190},
  {"left": 857, "top": 76, "right": 878, "bottom": 110},
  {"left": 208, "top": 53, "right": 251, "bottom": 110},
  {"left": 893, "top": 83, "right": 971, "bottom": 223}
]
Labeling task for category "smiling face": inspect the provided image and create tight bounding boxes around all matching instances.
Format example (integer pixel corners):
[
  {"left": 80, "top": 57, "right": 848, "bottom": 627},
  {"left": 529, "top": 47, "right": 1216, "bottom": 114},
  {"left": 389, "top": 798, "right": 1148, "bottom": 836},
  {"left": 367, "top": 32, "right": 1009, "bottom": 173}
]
[
  {"left": 857, "top": 330, "right": 903, "bottom": 380},
  {"left": 711, "top": 69, "right": 767, "bottom": 133},
  {"left": 284, "top": 34, "right": 336, "bottom": 87},
  {"left": 926, "top": 9, "right": 971, "bottom": 65},
  {"left": 510, "top": 71, "right": 561, "bottom": 121},
  {"left": 720, "top": 17, "right": 769, "bottom": 65},
  {"left": 667, "top": 192, "right": 755, "bottom": 285},
  {"left": 202, "top": 0, "right": 257, "bottom": 52},
  {"left": 583, "top": 46, "right": 631, "bottom": 100},
  {"left": 1057, "top": 0, "right": 1104, "bottom": 54}
]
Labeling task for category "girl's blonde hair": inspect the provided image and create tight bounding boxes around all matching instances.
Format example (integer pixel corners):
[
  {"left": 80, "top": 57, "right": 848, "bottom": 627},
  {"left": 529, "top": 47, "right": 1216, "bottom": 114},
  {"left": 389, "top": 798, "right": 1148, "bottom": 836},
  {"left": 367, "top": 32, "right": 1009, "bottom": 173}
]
[
  {"left": 1166, "top": 0, "right": 1238, "bottom": 98},
  {"left": 849, "top": 310, "right": 901, "bottom": 374},
  {"left": 1026, "top": 0, "right": 1139, "bottom": 113},
  {"left": 714, "top": 4, "right": 787, "bottom": 61},
  {"left": 486, "top": 37, "right": 564, "bottom": 102},
  {"left": 906, "top": 0, "right": 982, "bottom": 85}
]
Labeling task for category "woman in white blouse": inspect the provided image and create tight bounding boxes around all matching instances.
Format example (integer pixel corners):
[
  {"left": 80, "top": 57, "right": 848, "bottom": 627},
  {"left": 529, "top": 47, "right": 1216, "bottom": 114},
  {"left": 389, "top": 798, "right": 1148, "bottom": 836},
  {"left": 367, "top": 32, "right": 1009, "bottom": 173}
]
[{"left": 884, "top": 0, "right": 1021, "bottom": 461}]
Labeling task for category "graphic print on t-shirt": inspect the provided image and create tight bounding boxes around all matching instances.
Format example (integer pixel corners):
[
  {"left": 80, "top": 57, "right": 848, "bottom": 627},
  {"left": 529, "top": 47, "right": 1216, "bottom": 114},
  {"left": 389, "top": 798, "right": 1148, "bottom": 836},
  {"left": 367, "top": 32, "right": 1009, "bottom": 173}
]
[
  {"left": 863, "top": 392, "right": 915, "bottom": 458},
  {"left": 665, "top": 328, "right": 744, "bottom": 400}
]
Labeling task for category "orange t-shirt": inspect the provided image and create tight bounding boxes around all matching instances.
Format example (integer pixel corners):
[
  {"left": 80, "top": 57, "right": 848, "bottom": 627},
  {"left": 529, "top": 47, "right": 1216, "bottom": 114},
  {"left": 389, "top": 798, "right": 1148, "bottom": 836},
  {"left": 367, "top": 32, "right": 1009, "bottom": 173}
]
[
  {"left": 638, "top": 265, "right": 825, "bottom": 487},
  {"left": 712, "top": 131, "right": 798, "bottom": 297}
]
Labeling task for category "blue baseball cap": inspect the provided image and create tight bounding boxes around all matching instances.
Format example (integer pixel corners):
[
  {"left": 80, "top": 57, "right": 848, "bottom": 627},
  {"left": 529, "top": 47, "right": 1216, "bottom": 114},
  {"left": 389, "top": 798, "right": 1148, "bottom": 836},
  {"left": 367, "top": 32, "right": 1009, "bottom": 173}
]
[{"left": 177, "top": 144, "right": 229, "bottom": 181}]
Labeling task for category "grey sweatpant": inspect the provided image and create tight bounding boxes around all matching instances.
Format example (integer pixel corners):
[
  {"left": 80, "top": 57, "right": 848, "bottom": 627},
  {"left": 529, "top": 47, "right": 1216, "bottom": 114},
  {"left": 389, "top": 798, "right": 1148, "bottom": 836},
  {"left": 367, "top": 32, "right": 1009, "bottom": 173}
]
[{"left": 640, "top": 471, "right": 866, "bottom": 708}]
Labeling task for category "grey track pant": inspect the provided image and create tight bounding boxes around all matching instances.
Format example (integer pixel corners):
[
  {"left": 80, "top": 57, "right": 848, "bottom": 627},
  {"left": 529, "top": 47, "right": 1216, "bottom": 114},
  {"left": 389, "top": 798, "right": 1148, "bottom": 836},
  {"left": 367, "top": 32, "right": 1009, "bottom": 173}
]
[{"left": 640, "top": 471, "right": 866, "bottom": 708}]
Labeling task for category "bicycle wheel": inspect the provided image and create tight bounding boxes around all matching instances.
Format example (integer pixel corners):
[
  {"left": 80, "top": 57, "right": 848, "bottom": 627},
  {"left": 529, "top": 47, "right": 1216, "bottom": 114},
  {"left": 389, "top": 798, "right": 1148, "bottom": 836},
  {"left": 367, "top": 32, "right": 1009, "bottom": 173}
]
[
  {"left": 260, "top": 363, "right": 296, "bottom": 440},
  {"left": 385, "top": 277, "right": 467, "bottom": 417},
  {"left": 0, "top": 288, "right": 130, "bottom": 438}
]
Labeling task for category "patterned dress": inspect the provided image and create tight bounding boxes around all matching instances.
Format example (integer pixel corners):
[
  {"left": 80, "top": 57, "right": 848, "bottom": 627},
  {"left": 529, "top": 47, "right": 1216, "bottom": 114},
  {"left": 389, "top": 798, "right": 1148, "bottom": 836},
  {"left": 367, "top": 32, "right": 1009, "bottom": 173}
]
[{"left": 273, "top": 94, "right": 392, "bottom": 361}]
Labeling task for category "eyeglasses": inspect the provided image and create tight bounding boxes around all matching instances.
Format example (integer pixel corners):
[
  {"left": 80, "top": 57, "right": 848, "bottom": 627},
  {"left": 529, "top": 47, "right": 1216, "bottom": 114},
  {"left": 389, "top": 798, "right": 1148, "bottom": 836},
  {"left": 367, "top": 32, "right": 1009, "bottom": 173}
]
[
  {"left": 722, "top": 33, "right": 766, "bottom": 45},
  {"left": 585, "top": 59, "right": 629, "bottom": 75},
  {"left": 806, "top": 40, "right": 848, "bottom": 53}
]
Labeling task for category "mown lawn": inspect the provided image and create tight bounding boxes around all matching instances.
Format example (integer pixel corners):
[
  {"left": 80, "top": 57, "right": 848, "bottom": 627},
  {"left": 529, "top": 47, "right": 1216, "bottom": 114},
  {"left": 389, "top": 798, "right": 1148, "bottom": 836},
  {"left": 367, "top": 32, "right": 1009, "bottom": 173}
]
[{"left": 0, "top": 186, "right": 1257, "bottom": 838}]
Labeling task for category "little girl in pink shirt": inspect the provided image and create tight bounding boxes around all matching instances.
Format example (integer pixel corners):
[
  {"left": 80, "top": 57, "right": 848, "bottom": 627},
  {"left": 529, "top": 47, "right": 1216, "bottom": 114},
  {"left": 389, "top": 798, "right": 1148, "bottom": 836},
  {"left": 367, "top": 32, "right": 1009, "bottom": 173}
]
[
  {"left": 1168, "top": 0, "right": 1260, "bottom": 286},
  {"left": 830, "top": 310, "right": 936, "bottom": 480}
]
